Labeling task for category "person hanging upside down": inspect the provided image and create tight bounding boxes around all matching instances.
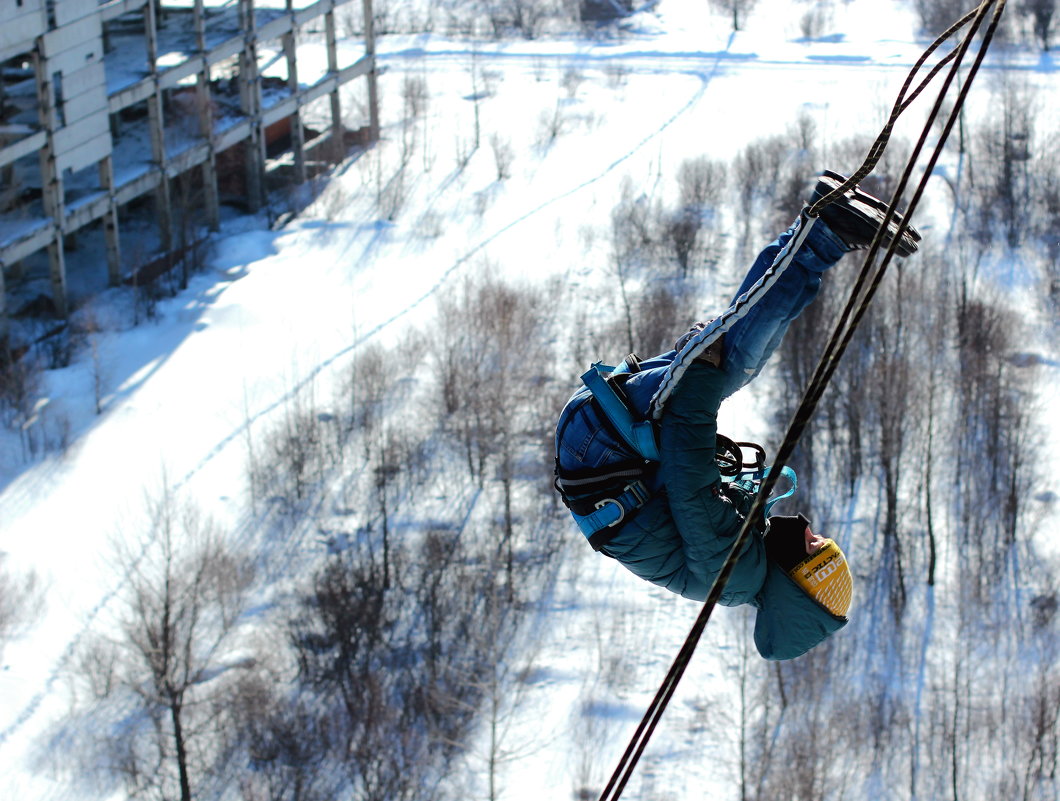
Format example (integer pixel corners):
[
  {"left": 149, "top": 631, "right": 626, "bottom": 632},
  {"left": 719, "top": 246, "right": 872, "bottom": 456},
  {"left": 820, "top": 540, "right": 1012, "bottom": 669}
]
[{"left": 554, "top": 172, "right": 921, "bottom": 660}]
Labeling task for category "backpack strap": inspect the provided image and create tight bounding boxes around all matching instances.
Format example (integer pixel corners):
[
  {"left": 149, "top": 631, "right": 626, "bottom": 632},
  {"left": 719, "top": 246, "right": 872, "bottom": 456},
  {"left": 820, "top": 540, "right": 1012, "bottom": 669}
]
[{"left": 581, "top": 362, "right": 660, "bottom": 462}]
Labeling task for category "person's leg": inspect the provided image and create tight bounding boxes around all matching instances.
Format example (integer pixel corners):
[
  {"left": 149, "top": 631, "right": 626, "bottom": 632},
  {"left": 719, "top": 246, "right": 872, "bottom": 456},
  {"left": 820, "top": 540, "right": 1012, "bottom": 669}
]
[
  {"left": 653, "top": 173, "right": 920, "bottom": 417},
  {"left": 716, "top": 215, "right": 847, "bottom": 398}
]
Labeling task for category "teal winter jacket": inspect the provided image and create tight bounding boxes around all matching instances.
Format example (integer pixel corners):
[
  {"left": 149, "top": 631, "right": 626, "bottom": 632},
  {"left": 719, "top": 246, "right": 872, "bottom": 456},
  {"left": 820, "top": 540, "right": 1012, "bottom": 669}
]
[{"left": 599, "top": 362, "right": 847, "bottom": 660}]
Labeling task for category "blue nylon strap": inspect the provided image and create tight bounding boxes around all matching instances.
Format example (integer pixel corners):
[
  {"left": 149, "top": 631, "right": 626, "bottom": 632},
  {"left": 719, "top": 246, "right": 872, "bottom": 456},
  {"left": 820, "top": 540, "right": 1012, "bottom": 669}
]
[
  {"left": 575, "top": 361, "right": 797, "bottom": 534},
  {"left": 581, "top": 363, "right": 661, "bottom": 462},
  {"left": 572, "top": 481, "right": 651, "bottom": 537}
]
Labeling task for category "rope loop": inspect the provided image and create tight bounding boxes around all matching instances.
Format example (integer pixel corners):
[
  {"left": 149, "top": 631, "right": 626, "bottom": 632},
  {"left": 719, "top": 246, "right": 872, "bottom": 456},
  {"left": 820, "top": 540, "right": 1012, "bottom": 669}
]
[{"left": 807, "top": 0, "right": 997, "bottom": 219}]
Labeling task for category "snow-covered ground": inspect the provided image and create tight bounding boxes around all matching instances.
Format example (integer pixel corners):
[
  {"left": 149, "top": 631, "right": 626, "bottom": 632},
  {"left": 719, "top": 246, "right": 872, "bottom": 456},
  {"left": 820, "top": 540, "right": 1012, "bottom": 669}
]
[{"left": 2, "top": 1, "right": 1058, "bottom": 799}]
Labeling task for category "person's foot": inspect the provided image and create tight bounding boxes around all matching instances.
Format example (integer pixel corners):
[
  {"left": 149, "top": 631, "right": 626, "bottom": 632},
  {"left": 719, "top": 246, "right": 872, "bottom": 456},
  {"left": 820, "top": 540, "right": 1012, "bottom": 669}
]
[{"left": 810, "top": 170, "right": 921, "bottom": 257}]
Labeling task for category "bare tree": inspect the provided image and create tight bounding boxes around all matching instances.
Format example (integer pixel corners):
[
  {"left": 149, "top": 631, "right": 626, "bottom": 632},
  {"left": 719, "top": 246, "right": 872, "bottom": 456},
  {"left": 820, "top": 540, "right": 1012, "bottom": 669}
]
[
  {"left": 1020, "top": 590, "right": 1060, "bottom": 796},
  {"left": 913, "top": 0, "right": 970, "bottom": 35},
  {"left": 950, "top": 284, "right": 1037, "bottom": 601},
  {"left": 862, "top": 266, "right": 923, "bottom": 620},
  {"left": 967, "top": 78, "right": 1036, "bottom": 249},
  {"left": 370, "top": 424, "right": 428, "bottom": 590},
  {"left": 289, "top": 527, "right": 512, "bottom": 801},
  {"left": 0, "top": 349, "right": 45, "bottom": 459},
  {"left": 401, "top": 73, "right": 428, "bottom": 172},
  {"left": 223, "top": 673, "right": 337, "bottom": 801},
  {"left": 770, "top": 255, "right": 841, "bottom": 507},
  {"left": 799, "top": 0, "right": 833, "bottom": 39},
  {"left": 490, "top": 132, "right": 515, "bottom": 180},
  {"left": 665, "top": 156, "right": 727, "bottom": 276},
  {"left": 69, "top": 491, "right": 255, "bottom": 801},
  {"left": 290, "top": 543, "right": 418, "bottom": 801},
  {"left": 609, "top": 179, "right": 662, "bottom": 352},
  {"left": 0, "top": 555, "right": 44, "bottom": 660},
  {"left": 432, "top": 268, "right": 551, "bottom": 496},
  {"left": 1023, "top": 0, "right": 1057, "bottom": 50},
  {"left": 629, "top": 284, "right": 684, "bottom": 358},
  {"left": 731, "top": 136, "right": 788, "bottom": 261},
  {"left": 709, "top": 0, "right": 759, "bottom": 30},
  {"left": 253, "top": 386, "right": 326, "bottom": 509}
]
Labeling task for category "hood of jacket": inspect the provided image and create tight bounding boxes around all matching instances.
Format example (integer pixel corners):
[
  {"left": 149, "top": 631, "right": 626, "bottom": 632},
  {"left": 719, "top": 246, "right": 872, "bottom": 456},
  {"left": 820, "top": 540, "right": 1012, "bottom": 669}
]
[{"left": 753, "top": 559, "right": 848, "bottom": 660}]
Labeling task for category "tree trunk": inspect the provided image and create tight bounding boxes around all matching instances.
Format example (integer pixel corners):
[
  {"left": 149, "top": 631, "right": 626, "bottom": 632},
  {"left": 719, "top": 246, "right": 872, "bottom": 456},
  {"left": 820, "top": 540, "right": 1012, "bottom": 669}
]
[{"left": 170, "top": 695, "right": 193, "bottom": 801}]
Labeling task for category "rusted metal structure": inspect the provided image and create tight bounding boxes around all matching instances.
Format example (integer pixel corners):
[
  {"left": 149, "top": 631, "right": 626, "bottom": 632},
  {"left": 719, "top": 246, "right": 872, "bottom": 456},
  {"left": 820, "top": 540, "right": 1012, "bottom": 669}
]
[{"left": 0, "top": 0, "right": 379, "bottom": 337}]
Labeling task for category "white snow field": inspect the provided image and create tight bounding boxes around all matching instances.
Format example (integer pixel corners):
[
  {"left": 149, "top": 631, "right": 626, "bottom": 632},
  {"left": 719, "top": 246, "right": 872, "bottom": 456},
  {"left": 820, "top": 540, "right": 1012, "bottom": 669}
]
[{"left": 2, "top": 1, "right": 1058, "bottom": 799}]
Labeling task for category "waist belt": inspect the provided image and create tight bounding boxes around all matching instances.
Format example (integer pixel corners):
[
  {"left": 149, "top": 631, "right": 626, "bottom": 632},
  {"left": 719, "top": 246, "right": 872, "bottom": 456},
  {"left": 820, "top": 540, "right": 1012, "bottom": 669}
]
[{"left": 569, "top": 480, "right": 651, "bottom": 550}]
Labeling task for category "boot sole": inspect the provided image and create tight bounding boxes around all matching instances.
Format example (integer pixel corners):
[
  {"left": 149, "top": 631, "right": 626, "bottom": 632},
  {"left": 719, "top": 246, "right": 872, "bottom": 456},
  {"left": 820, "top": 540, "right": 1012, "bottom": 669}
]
[
  {"left": 814, "top": 168, "right": 924, "bottom": 240},
  {"left": 813, "top": 173, "right": 921, "bottom": 255}
]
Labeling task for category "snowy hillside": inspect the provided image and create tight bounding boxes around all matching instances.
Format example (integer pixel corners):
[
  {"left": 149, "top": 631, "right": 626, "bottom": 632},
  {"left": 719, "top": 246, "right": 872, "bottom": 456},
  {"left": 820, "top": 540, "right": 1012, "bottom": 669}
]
[{"left": 2, "top": 1, "right": 1058, "bottom": 800}]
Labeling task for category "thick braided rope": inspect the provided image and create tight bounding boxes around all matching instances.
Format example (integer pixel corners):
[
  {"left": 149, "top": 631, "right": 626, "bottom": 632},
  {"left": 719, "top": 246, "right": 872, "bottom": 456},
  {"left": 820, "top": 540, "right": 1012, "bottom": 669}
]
[
  {"left": 595, "top": 4, "right": 1007, "bottom": 801},
  {"left": 808, "top": 1, "right": 990, "bottom": 215}
]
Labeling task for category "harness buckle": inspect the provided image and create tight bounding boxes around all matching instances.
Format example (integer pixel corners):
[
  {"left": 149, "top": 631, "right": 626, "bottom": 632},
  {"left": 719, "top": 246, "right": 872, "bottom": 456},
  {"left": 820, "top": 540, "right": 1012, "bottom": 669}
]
[
  {"left": 594, "top": 497, "right": 626, "bottom": 527},
  {"left": 625, "top": 481, "right": 649, "bottom": 505}
]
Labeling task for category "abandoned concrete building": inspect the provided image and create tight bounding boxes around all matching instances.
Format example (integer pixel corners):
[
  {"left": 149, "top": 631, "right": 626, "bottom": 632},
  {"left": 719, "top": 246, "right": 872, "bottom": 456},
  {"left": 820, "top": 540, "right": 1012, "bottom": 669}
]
[{"left": 0, "top": 0, "right": 379, "bottom": 343}]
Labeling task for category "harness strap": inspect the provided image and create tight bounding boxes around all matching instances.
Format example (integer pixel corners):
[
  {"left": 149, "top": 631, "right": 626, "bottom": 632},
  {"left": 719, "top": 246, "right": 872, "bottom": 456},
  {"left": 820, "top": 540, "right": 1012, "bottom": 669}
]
[
  {"left": 581, "top": 363, "right": 661, "bottom": 462},
  {"left": 570, "top": 480, "right": 652, "bottom": 550},
  {"left": 555, "top": 462, "right": 647, "bottom": 497}
]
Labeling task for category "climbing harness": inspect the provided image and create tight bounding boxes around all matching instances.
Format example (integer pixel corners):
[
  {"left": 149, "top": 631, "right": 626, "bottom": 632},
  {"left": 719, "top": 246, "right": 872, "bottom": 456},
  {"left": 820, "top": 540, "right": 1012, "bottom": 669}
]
[
  {"left": 554, "top": 355, "right": 667, "bottom": 549},
  {"left": 555, "top": 356, "right": 800, "bottom": 549},
  {"left": 596, "top": 3, "right": 1009, "bottom": 801}
]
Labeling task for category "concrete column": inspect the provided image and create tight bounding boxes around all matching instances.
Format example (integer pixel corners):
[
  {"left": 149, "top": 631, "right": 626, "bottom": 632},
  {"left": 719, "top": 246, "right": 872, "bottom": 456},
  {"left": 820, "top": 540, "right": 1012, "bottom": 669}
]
[
  {"left": 362, "top": 0, "right": 379, "bottom": 143},
  {"left": 325, "top": 7, "right": 343, "bottom": 163},
  {"left": 194, "top": 0, "right": 220, "bottom": 230},
  {"left": 0, "top": 82, "right": 15, "bottom": 209},
  {"left": 33, "top": 47, "right": 68, "bottom": 318},
  {"left": 145, "top": 0, "right": 173, "bottom": 251},
  {"left": 99, "top": 157, "right": 122, "bottom": 285},
  {"left": 284, "top": 0, "right": 306, "bottom": 183},
  {"left": 239, "top": 0, "right": 266, "bottom": 211},
  {"left": 0, "top": 259, "right": 8, "bottom": 350}
]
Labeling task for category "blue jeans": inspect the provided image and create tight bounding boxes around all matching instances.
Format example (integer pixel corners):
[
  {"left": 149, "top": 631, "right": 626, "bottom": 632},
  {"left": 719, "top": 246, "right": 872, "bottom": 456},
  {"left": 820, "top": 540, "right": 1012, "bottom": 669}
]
[{"left": 717, "top": 216, "right": 847, "bottom": 399}]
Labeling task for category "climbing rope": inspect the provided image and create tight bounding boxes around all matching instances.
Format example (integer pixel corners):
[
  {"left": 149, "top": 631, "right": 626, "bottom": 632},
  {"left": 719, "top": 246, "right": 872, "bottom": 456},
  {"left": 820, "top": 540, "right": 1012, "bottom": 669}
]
[
  {"left": 596, "top": 3, "right": 1008, "bottom": 800},
  {"left": 808, "top": 2, "right": 998, "bottom": 214}
]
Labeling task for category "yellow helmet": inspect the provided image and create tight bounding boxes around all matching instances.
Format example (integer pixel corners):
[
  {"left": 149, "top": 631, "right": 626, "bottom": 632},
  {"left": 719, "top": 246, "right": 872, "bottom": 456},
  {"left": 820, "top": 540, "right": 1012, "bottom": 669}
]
[{"left": 787, "top": 538, "right": 853, "bottom": 618}]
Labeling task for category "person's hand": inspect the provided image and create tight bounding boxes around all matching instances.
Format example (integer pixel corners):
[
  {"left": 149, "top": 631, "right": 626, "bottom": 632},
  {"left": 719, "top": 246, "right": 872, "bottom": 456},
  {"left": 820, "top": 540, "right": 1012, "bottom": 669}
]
[{"left": 805, "top": 525, "right": 827, "bottom": 554}]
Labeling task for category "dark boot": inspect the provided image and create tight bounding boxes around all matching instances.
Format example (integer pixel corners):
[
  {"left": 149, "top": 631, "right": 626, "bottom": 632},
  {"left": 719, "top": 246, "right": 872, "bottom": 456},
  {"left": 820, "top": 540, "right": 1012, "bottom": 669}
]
[{"left": 810, "top": 170, "right": 921, "bottom": 257}]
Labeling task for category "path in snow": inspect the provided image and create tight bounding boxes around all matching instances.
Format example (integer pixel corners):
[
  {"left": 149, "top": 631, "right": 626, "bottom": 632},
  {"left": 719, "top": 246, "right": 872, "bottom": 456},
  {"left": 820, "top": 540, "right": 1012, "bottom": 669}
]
[{"left": 0, "top": 37, "right": 733, "bottom": 750}]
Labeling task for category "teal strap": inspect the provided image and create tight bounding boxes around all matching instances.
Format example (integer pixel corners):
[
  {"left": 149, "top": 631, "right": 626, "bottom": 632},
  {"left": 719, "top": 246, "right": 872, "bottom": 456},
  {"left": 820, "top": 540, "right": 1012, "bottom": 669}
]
[
  {"left": 728, "top": 465, "right": 798, "bottom": 516},
  {"left": 571, "top": 481, "right": 652, "bottom": 542},
  {"left": 581, "top": 363, "right": 661, "bottom": 462},
  {"left": 762, "top": 465, "right": 798, "bottom": 515}
]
